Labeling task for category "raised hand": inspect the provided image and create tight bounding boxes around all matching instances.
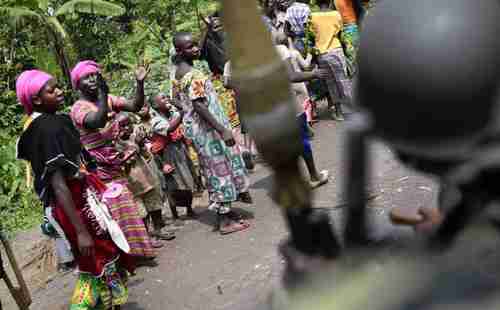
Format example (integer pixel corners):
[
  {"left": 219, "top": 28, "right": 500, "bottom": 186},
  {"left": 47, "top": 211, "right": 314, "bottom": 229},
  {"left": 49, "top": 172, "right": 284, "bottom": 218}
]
[
  {"left": 210, "top": 16, "right": 223, "bottom": 32},
  {"left": 96, "top": 73, "right": 109, "bottom": 97},
  {"left": 135, "top": 64, "right": 151, "bottom": 82}
]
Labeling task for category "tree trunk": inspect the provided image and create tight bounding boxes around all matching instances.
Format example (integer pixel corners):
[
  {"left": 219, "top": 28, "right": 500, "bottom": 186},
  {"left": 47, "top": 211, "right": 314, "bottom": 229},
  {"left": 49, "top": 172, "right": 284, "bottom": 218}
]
[
  {"left": 47, "top": 29, "right": 72, "bottom": 90},
  {"left": 195, "top": 0, "right": 202, "bottom": 33},
  {"left": 168, "top": 8, "right": 176, "bottom": 33}
]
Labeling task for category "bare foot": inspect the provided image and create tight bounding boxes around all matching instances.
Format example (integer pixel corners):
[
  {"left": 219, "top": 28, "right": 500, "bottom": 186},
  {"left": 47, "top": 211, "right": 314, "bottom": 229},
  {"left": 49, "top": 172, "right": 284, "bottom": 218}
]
[
  {"left": 414, "top": 207, "right": 443, "bottom": 233},
  {"left": 390, "top": 206, "right": 443, "bottom": 233}
]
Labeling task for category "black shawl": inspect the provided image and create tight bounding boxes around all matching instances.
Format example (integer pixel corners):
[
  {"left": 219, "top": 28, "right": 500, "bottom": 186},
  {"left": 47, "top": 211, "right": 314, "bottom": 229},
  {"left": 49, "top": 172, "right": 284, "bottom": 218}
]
[{"left": 17, "top": 113, "right": 84, "bottom": 207}]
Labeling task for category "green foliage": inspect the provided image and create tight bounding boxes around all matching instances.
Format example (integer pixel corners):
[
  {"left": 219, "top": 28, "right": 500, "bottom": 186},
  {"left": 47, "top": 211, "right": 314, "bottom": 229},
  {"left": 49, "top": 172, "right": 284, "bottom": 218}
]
[
  {"left": 0, "top": 0, "right": 220, "bottom": 234},
  {"left": 1, "top": 0, "right": 128, "bottom": 88},
  {"left": 56, "top": 0, "right": 125, "bottom": 17},
  {"left": 64, "top": 12, "right": 124, "bottom": 63},
  {"left": 107, "top": 59, "right": 210, "bottom": 103},
  {"left": 0, "top": 6, "right": 43, "bottom": 21},
  {"left": 0, "top": 87, "right": 23, "bottom": 135},
  {"left": 0, "top": 132, "right": 42, "bottom": 235},
  {"left": 0, "top": 25, "right": 43, "bottom": 234}
]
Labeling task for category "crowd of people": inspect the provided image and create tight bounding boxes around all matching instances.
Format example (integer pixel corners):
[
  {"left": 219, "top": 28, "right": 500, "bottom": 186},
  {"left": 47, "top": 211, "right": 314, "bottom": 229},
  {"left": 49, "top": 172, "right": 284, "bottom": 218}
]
[{"left": 14, "top": 1, "right": 362, "bottom": 309}]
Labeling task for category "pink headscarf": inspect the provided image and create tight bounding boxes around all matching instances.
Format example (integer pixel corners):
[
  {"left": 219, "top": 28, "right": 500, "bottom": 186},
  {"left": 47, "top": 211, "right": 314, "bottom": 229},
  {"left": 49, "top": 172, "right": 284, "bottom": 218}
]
[
  {"left": 16, "top": 70, "right": 54, "bottom": 115},
  {"left": 71, "top": 60, "right": 101, "bottom": 89}
]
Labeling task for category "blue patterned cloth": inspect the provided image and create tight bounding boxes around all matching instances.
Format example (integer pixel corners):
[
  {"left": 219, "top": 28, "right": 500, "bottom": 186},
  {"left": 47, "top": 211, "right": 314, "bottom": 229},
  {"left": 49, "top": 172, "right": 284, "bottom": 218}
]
[
  {"left": 298, "top": 112, "right": 312, "bottom": 156},
  {"left": 261, "top": 15, "right": 274, "bottom": 32},
  {"left": 285, "top": 2, "right": 311, "bottom": 35}
]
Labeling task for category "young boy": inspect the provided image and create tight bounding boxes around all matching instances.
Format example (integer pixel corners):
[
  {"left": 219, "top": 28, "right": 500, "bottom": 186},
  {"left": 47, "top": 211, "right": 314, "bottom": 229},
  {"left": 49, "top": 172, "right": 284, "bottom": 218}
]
[{"left": 274, "top": 30, "right": 330, "bottom": 188}]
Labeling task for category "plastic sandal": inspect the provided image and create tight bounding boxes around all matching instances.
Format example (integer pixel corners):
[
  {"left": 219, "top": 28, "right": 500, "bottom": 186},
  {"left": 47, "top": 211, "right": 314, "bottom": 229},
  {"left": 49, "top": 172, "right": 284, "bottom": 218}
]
[
  {"left": 219, "top": 219, "right": 250, "bottom": 235},
  {"left": 151, "top": 240, "right": 164, "bottom": 248},
  {"left": 150, "top": 230, "right": 176, "bottom": 241},
  {"left": 310, "top": 170, "right": 329, "bottom": 189},
  {"left": 238, "top": 192, "right": 253, "bottom": 204}
]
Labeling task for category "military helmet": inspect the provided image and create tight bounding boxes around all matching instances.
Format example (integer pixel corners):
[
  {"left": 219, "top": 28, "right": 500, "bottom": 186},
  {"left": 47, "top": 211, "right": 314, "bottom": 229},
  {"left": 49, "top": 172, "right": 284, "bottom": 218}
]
[{"left": 357, "top": 0, "right": 500, "bottom": 160}]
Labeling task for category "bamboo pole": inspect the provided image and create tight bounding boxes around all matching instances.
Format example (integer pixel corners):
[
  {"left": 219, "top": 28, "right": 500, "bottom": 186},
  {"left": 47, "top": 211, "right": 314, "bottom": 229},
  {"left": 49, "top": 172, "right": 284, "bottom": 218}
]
[
  {"left": 220, "top": 1, "right": 340, "bottom": 259},
  {"left": 221, "top": 0, "right": 305, "bottom": 201},
  {"left": 0, "top": 233, "right": 31, "bottom": 310},
  {"left": 220, "top": 1, "right": 307, "bottom": 211}
]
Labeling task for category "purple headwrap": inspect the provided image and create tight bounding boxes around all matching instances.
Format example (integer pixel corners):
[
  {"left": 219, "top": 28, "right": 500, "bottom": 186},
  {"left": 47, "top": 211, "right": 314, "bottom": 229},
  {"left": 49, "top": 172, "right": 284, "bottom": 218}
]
[
  {"left": 71, "top": 60, "right": 101, "bottom": 89},
  {"left": 16, "top": 70, "right": 54, "bottom": 115}
]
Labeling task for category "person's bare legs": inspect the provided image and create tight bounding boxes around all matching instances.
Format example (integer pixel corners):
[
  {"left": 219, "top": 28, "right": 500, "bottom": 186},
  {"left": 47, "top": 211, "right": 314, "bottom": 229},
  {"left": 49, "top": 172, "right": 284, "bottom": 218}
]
[
  {"left": 149, "top": 210, "right": 170, "bottom": 232},
  {"left": 302, "top": 152, "right": 321, "bottom": 182}
]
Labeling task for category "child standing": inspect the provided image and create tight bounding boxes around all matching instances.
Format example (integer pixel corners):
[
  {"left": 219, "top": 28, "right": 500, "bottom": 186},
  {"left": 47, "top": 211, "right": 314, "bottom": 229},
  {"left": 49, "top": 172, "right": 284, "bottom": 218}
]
[
  {"left": 150, "top": 94, "right": 198, "bottom": 223},
  {"left": 115, "top": 112, "right": 175, "bottom": 244},
  {"left": 274, "top": 31, "right": 330, "bottom": 188}
]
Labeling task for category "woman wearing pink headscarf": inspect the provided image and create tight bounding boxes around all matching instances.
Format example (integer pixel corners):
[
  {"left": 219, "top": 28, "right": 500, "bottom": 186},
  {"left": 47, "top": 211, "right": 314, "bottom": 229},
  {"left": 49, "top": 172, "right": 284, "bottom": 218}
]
[
  {"left": 16, "top": 70, "right": 134, "bottom": 309},
  {"left": 69, "top": 60, "right": 159, "bottom": 259}
]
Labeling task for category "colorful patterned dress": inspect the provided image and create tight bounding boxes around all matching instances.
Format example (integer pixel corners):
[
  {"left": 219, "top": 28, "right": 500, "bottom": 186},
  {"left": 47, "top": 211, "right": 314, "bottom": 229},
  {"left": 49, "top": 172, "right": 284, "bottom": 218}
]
[
  {"left": 70, "top": 262, "right": 129, "bottom": 310},
  {"left": 171, "top": 69, "right": 250, "bottom": 204},
  {"left": 211, "top": 72, "right": 250, "bottom": 151},
  {"left": 211, "top": 74, "right": 240, "bottom": 129},
  {"left": 70, "top": 96, "right": 156, "bottom": 258}
]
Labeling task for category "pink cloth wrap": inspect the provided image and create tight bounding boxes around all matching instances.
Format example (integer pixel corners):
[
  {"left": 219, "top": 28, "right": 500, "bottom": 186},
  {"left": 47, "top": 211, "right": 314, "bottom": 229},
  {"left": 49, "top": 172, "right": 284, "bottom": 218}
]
[
  {"left": 16, "top": 70, "right": 54, "bottom": 115},
  {"left": 71, "top": 60, "right": 101, "bottom": 89}
]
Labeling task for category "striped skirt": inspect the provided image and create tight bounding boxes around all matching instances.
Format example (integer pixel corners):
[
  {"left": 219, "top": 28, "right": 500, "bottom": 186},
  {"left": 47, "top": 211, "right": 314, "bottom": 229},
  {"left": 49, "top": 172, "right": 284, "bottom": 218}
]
[
  {"left": 104, "top": 178, "right": 156, "bottom": 258},
  {"left": 318, "top": 48, "right": 353, "bottom": 101}
]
